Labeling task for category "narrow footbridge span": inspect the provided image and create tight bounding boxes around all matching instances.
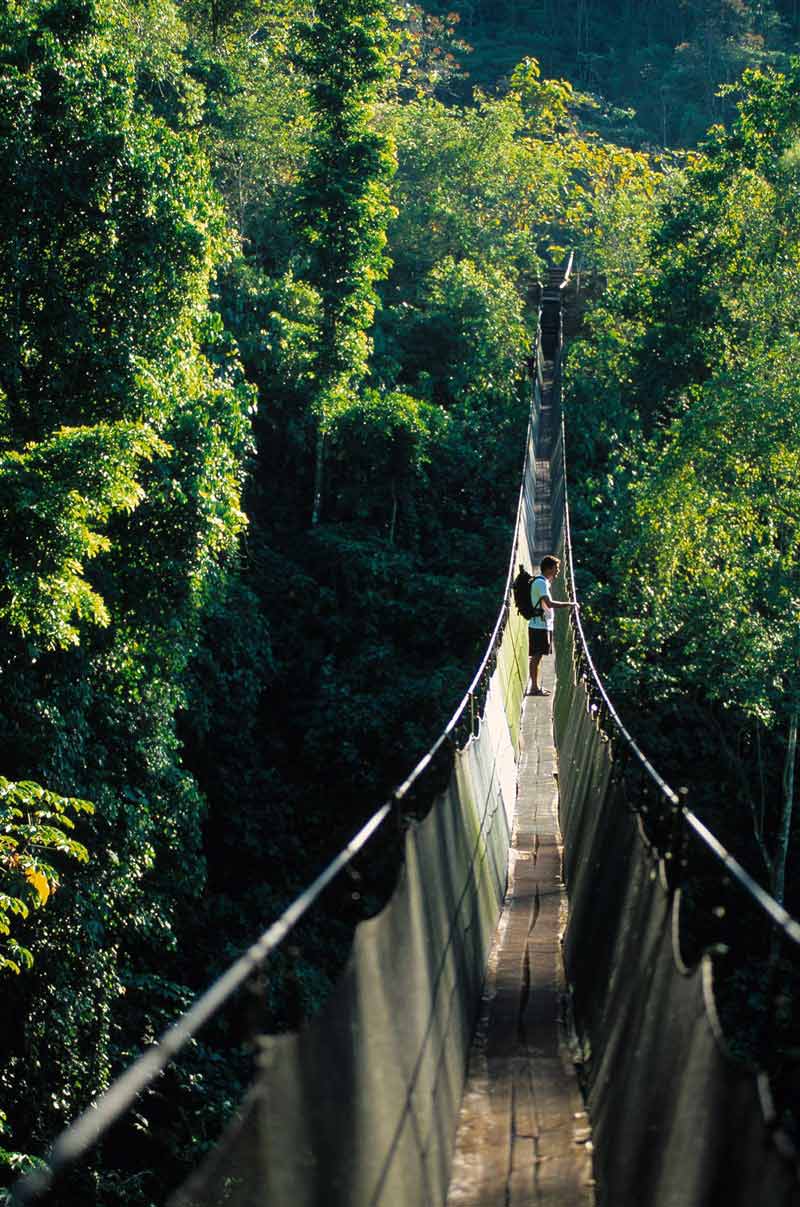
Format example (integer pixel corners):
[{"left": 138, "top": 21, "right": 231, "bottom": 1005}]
[{"left": 14, "top": 266, "right": 800, "bottom": 1207}]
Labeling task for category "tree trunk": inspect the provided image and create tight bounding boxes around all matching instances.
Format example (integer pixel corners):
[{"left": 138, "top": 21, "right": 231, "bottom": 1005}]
[
  {"left": 754, "top": 722, "right": 769, "bottom": 868},
  {"left": 389, "top": 479, "right": 398, "bottom": 545},
  {"left": 311, "top": 428, "right": 325, "bottom": 527},
  {"left": 772, "top": 709, "right": 798, "bottom": 906}
]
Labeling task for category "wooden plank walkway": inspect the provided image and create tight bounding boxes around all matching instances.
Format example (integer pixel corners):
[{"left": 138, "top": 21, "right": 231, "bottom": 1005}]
[
  {"left": 445, "top": 672, "right": 595, "bottom": 1206},
  {"left": 445, "top": 370, "right": 595, "bottom": 1206}
]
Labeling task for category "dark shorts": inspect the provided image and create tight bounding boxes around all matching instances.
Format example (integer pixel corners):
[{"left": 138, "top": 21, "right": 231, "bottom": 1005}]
[{"left": 528, "top": 627, "right": 552, "bottom": 657}]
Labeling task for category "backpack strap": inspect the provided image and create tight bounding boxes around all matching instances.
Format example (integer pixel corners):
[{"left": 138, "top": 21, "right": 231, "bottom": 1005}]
[{"left": 530, "top": 574, "right": 548, "bottom": 619}]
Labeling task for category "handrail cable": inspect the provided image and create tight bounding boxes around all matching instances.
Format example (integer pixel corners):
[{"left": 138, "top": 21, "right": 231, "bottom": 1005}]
[
  {"left": 13, "top": 804, "right": 393, "bottom": 1204},
  {"left": 12, "top": 372, "right": 539, "bottom": 1206},
  {"left": 559, "top": 410, "right": 800, "bottom": 948},
  {"left": 395, "top": 352, "right": 544, "bottom": 791}
]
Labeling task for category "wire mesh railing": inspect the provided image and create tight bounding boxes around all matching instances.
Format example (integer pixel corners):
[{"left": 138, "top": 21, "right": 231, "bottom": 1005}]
[
  {"left": 559, "top": 421, "right": 800, "bottom": 949},
  {"left": 10, "top": 353, "right": 543, "bottom": 1207},
  {"left": 553, "top": 352, "right": 800, "bottom": 1182}
]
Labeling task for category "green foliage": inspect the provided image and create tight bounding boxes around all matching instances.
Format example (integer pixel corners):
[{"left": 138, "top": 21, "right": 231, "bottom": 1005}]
[
  {"left": 384, "top": 91, "right": 548, "bottom": 292},
  {"left": 382, "top": 78, "right": 660, "bottom": 301},
  {"left": 509, "top": 56, "right": 575, "bottom": 135},
  {"left": 0, "top": 0, "right": 252, "bottom": 1198},
  {"left": 614, "top": 358, "right": 800, "bottom": 724},
  {"left": 394, "top": 3, "right": 470, "bottom": 99},
  {"left": 378, "top": 255, "right": 530, "bottom": 430},
  {"left": 557, "top": 137, "right": 658, "bottom": 273},
  {"left": 564, "top": 61, "right": 800, "bottom": 897},
  {"left": 0, "top": 779, "right": 92, "bottom": 974},
  {"left": 421, "top": 0, "right": 800, "bottom": 147},
  {"left": 0, "top": 0, "right": 253, "bottom": 634},
  {"left": 326, "top": 388, "right": 439, "bottom": 534},
  {"left": 0, "top": 424, "right": 167, "bottom": 648},
  {"left": 0, "top": 2, "right": 230, "bottom": 440},
  {"left": 294, "top": 0, "right": 399, "bottom": 416}
]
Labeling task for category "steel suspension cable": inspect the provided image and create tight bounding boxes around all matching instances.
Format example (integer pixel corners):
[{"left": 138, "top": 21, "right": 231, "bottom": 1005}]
[
  {"left": 12, "top": 803, "right": 393, "bottom": 1205},
  {"left": 559, "top": 409, "right": 800, "bottom": 948},
  {"left": 12, "top": 380, "right": 540, "bottom": 1206}
]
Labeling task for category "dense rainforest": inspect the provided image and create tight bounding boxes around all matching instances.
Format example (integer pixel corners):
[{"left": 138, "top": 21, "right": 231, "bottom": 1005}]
[
  {"left": 0, "top": 0, "right": 798, "bottom": 1201},
  {"left": 562, "top": 62, "right": 800, "bottom": 1088},
  {"left": 565, "top": 65, "right": 800, "bottom": 915},
  {"left": 425, "top": 0, "right": 800, "bottom": 145}
]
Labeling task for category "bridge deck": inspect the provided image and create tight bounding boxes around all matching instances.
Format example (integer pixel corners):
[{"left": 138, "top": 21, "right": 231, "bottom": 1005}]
[
  {"left": 445, "top": 379, "right": 595, "bottom": 1206},
  {"left": 445, "top": 673, "right": 595, "bottom": 1207}
]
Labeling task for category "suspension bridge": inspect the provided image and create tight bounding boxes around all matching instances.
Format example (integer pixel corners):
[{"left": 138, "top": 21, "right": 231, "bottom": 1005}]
[{"left": 12, "top": 263, "right": 800, "bottom": 1207}]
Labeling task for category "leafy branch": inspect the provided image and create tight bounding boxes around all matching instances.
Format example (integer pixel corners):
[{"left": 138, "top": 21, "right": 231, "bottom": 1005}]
[{"left": 0, "top": 777, "right": 93, "bottom": 975}]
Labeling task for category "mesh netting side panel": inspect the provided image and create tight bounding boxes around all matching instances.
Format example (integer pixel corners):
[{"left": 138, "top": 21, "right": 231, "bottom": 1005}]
[
  {"left": 167, "top": 564, "right": 534, "bottom": 1206},
  {"left": 552, "top": 613, "right": 800, "bottom": 1207},
  {"left": 168, "top": 1082, "right": 272, "bottom": 1207}
]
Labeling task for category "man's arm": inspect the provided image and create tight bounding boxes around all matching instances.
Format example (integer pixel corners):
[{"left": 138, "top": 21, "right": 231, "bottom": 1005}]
[{"left": 541, "top": 593, "right": 579, "bottom": 613}]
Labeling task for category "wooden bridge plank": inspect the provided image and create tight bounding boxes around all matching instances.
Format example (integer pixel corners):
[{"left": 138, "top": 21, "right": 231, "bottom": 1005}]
[
  {"left": 445, "top": 660, "right": 595, "bottom": 1207},
  {"left": 447, "top": 342, "right": 594, "bottom": 1206}
]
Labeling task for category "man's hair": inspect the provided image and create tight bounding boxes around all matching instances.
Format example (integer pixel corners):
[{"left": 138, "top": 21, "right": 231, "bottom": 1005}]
[{"left": 540, "top": 555, "right": 560, "bottom": 575}]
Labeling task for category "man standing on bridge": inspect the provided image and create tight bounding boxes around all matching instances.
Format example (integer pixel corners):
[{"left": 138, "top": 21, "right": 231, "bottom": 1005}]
[{"left": 527, "top": 554, "right": 578, "bottom": 697}]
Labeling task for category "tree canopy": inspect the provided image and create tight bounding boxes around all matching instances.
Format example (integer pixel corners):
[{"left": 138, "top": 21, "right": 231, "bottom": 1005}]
[
  {"left": 1, "top": 0, "right": 798, "bottom": 1201},
  {"left": 564, "top": 61, "right": 800, "bottom": 904}
]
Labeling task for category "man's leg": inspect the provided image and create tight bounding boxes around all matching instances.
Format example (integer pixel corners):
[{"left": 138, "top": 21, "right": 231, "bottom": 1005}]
[{"left": 527, "top": 628, "right": 553, "bottom": 695}]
